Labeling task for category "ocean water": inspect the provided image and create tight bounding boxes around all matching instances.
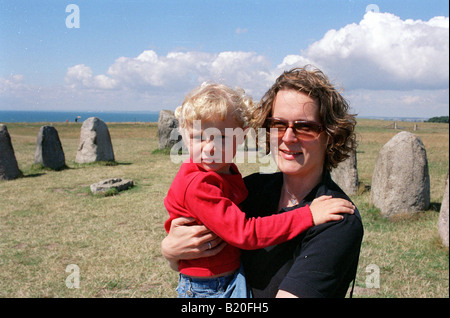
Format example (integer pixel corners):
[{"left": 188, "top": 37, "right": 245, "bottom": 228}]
[
  {"left": 0, "top": 110, "right": 160, "bottom": 123},
  {"left": 0, "top": 110, "right": 430, "bottom": 124}
]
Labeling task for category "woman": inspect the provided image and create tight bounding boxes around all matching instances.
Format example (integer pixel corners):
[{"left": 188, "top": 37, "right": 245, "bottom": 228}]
[{"left": 161, "top": 66, "right": 364, "bottom": 298}]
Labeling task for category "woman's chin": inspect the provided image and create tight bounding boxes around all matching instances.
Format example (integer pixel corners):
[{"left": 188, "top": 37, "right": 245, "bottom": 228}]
[{"left": 275, "top": 154, "right": 305, "bottom": 174}]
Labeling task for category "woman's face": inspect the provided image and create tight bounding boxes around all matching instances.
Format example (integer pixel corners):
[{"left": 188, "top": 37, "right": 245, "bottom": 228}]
[{"left": 270, "top": 89, "right": 328, "bottom": 178}]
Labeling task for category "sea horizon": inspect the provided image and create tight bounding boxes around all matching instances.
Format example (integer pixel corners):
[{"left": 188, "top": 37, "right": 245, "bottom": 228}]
[
  {"left": 0, "top": 109, "right": 433, "bottom": 123},
  {"left": 0, "top": 110, "right": 162, "bottom": 123}
]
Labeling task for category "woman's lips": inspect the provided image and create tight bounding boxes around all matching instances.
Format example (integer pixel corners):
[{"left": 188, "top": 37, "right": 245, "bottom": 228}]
[{"left": 280, "top": 149, "right": 303, "bottom": 160}]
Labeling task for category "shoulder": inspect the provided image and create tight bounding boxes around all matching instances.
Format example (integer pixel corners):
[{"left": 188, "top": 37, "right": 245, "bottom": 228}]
[
  {"left": 311, "top": 189, "right": 363, "bottom": 241},
  {"left": 306, "top": 205, "right": 363, "bottom": 251},
  {"left": 316, "top": 171, "right": 363, "bottom": 226},
  {"left": 301, "top": 172, "right": 364, "bottom": 261},
  {"left": 170, "top": 162, "right": 222, "bottom": 196},
  {"left": 325, "top": 210, "right": 363, "bottom": 239},
  {"left": 177, "top": 161, "right": 221, "bottom": 183},
  {"left": 187, "top": 171, "right": 224, "bottom": 193}
]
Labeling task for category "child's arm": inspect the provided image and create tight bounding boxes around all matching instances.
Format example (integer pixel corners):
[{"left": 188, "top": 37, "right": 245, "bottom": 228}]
[
  {"left": 185, "top": 175, "right": 354, "bottom": 250},
  {"left": 309, "top": 195, "right": 355, "bottom": 225}
]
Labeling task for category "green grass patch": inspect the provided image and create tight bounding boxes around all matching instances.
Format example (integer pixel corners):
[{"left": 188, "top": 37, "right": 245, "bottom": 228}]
[{"left": 0, "top": 120, "right": 448, "bottom": 298}]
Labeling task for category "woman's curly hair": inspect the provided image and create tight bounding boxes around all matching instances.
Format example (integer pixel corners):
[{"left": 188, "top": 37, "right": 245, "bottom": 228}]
[{"left": 252, "top": 65, "right": 357, "bottom": 171}]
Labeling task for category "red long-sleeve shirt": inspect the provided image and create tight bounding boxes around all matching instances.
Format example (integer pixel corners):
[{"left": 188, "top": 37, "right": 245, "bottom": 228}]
[{"left": 164, "top": 159, "right": 314, "bottom": 277}]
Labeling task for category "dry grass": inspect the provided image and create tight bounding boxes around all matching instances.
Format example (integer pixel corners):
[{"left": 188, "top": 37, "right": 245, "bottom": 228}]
[
  {"left": 352, "top": 119, "right": 449, "bottom": 298},
  {"left": 0, "top": 119, "right": 448, "bottom": 298}
]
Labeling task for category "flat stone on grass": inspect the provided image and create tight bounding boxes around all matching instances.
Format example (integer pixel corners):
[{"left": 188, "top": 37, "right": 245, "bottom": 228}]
[{"left": 90, "top": 178, "right": 134, "bottom": 195}]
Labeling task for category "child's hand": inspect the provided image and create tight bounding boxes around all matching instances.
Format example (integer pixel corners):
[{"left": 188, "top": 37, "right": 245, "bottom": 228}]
[{"left": 309, "top": 195, "right": 355, "bottom": 226}]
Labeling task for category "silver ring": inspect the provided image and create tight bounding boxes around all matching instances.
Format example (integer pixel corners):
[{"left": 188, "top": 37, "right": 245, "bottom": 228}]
[{"left": 208, "top": 242, "right": 212, "bottom": 250}]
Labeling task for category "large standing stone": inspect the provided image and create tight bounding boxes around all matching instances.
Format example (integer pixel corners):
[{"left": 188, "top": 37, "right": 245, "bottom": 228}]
[
  {"left": 0, "top": 124, "right": 22, "bottom": 180},
  {"left": 331, "top": 149, "right": 359, "bottom": 195},
  {"left": 438, "top": 172, "right": 449, "bottom": 248},
  {"left": 370, "top": 131, "right": 430, "bottom": 217},
  {"left": 75, "top": 117, "right": 115, "bottom": 164},
  {"left": 34, "top": 126, "right": 66, "bottom": 170},
  {"left": 158, "top": 110, "right": 181, "bottom": 149}
]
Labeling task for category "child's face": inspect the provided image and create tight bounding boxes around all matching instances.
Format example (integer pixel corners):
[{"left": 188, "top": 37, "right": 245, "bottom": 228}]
[{"left": 186, "top": 113, "right": 245, "bottom": 174}]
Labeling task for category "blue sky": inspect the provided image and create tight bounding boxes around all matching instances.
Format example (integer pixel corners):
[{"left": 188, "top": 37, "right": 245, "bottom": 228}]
[{"left": 1, "top": 0, "right": 449, "bottom": 117}]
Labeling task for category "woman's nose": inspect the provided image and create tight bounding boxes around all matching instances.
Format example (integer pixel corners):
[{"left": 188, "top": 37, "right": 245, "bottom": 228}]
[{"left": 282, "top": 127, "right": 298, "bottom": 143}]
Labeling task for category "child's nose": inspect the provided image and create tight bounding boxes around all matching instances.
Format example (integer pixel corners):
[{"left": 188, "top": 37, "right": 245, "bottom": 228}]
[{"left": 203, "top": 139, "right": 215, "bottom": 155}]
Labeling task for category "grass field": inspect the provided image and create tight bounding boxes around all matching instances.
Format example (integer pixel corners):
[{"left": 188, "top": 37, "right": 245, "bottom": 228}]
[{"left": 0, "top": 119, "right": 448, "bottom": 298}]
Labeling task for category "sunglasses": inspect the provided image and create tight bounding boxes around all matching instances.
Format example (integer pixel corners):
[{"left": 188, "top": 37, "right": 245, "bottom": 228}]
[{"left": 265, "top": 117, "right": 325, "bottom": 141}]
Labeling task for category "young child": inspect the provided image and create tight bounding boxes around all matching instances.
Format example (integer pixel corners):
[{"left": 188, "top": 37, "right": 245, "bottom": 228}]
[{"left": 164, "top": 83, "right": 355, "bottom": 298}]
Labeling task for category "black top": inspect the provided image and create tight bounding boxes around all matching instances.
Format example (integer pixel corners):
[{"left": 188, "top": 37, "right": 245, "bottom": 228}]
[{"left": 241, "top": 171, "right": 364, "bottom": 298}]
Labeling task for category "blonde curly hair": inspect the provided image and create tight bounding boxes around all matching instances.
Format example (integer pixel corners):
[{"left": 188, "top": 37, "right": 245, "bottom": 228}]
[{"left": 175, "top": 83, "right": 253, "bottom": 130}]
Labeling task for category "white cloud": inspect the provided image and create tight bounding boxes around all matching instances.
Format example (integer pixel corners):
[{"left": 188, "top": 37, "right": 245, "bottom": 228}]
[
  {"left": 0, "top": 75, "right": 26, "bottom": 94},
  {"left": 208, "top": 51, "right": 272, "bottom": 95},
  {"left": 1, "top": 12, "right": 448, "bottom": 117},
  {"left": 64, "top": 50, "right": 273, "bottom": 103},
  {"left": 278, "top": 12, "right": 449, "bottom": 90},
  {"left": 344, "top": 88, "right": 449, "bottom": 118},
  {"left": 272, "top": 12, "right": 449, "bottom": 117},
  {"left": 57, "top": 12, "right": 449, "bottom": 115},
  {"left": 65, "top": 64, "right": 117, "bottom": 90}
]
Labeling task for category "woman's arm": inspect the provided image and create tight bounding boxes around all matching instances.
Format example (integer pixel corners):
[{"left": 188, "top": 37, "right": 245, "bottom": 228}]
[{"left": 161, "top": 216, "right": 226, "bottom": 270}]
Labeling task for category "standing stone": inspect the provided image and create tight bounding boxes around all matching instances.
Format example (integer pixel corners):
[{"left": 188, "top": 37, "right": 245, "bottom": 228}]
[
  {"left": 34, "top": 126, "right": 66, "bottom": 170},
  {"left": 438, "top": 172, "right": 449, "bottom": 248},
  {"left": 331, "top": 149, "right": 359, "bottom": 195},
  {"left": 158, "top": 110, "right": 181, "bottom": 149},
  {"left": 75, "top": 117, "right": 115, "bottom": 164},
  {"left": 370, "top": 131, "right": 430, "bottom": 217},
  {"left": 0, "top": 124, "right": 22, "bottom": 180}
]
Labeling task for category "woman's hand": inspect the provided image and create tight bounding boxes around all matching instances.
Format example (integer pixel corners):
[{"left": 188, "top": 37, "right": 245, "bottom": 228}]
[{"left": 161, "top": 217, "right": 226, "bottom": 270}]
